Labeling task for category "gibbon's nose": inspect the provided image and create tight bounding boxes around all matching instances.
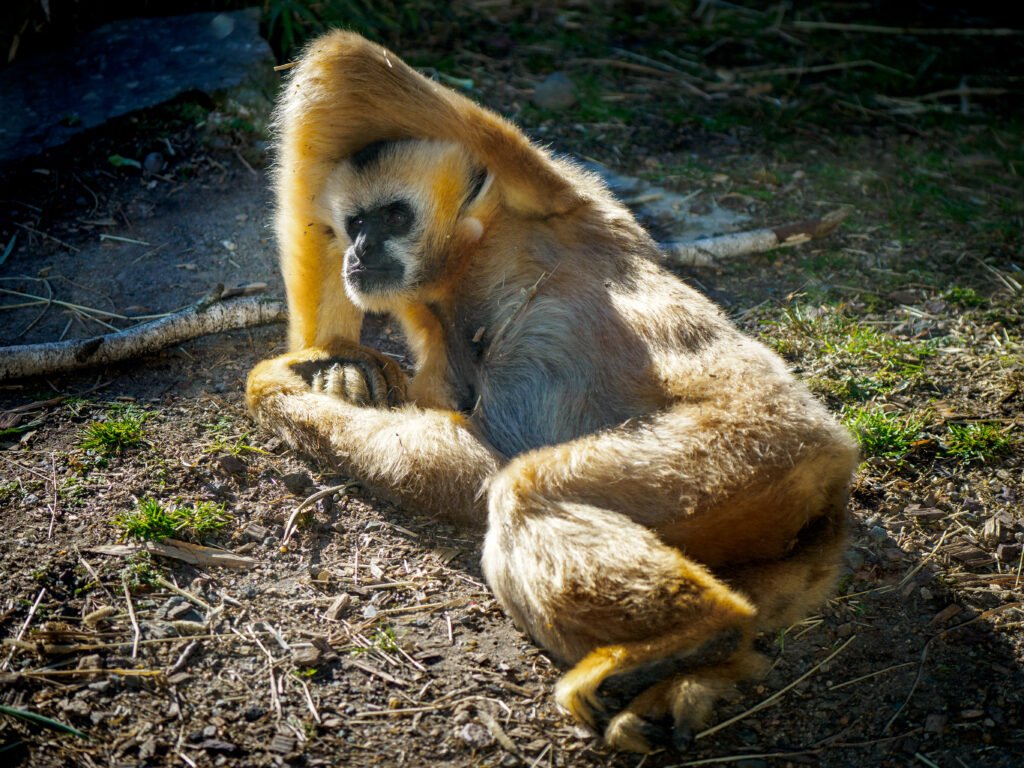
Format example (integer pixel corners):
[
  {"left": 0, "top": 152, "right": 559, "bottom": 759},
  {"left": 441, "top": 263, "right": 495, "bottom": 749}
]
[{"left": 351, "top": 229, "right": 383, "bottom": 266}]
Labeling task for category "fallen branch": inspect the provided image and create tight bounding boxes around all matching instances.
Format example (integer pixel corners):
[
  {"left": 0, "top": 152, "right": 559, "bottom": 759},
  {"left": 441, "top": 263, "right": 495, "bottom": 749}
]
[
  {"left": 0, "top": 286, "right": 285, "bottom": 381},
  {"left": 662, "top": 208, "right": 850, "bottom": 267}
]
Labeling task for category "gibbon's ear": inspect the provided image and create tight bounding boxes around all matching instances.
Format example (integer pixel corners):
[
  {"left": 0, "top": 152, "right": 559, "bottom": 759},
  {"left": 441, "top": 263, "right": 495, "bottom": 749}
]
[{"left": 278, "top": 31, "right": 583, "bottom": 218}]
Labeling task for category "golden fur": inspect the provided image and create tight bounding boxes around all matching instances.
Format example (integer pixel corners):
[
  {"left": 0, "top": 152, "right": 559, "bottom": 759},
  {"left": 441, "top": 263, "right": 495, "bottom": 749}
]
[{"left": 247, "top": 31, "right": 859, "bottom": 752}]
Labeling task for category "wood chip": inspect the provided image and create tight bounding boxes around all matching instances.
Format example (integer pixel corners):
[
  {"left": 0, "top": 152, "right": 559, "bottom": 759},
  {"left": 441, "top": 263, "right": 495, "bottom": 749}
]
[
  {"left": 269, "top": 732, "right": 295, "bottom": 754},
  {"left": 325, "top": 594, "right": 351, "bottom": 620},
  {"left": 931, "top": 604, "right": 963, "bottom": 625},
  {"left": 906, "top": 505, "right": 946, "bottom": 522}
]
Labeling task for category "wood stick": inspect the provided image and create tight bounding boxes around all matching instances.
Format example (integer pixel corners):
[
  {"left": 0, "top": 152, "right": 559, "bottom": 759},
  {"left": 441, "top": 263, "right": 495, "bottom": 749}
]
[
  {"left": 662, "top": 208, "right": 850, "bottom": 267},
  {"left": 0, "top": 289, "right": 285, "bottom": 381},
  {"left": 792, "top": 21, "right": 1022, "bottom": 36}
]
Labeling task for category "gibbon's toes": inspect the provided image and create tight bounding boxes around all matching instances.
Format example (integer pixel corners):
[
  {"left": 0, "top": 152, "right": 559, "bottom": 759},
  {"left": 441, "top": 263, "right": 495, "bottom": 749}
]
[
  {"left": 602, "top": 712, "right": 694, "bottom": 753},
  {"left": 292, "top": 355, "right": 397, "bottom": 407},
  {"left": 600, "top": 679, "right": 702, "bottom": 754},
  {"left": 594, "top": 628, "right": 741, "bottom": 715},
  {"left": 556, "top": 629, "right": 743, "bottom": 752},
  {"left": 312, "top": 363, "right": 373, "bottom": 406},
  {"left": 602, "top": 711, "right": 673, "bottom": 754}
]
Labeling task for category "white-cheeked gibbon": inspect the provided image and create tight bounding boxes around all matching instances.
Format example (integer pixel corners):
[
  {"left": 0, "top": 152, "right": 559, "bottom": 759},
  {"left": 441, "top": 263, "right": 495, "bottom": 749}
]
[{"left": 247, "top": 31, "right": 859, "bottom": 753}]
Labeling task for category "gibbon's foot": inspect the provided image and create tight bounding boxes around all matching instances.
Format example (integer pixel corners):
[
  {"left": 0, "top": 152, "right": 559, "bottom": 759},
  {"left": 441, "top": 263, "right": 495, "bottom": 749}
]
[
  {"left": 556, "top": 629, "right": 762, "bottom": 753},
  {"left": 288, "top": 342, "right": 407, "bottom": 408}
]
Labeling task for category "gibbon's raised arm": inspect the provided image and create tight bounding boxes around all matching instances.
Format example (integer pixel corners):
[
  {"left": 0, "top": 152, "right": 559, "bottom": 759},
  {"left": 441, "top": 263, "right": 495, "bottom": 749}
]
[
  {"left": 274, "top": 31, "right": 585, "bottom": 351},
  {"left": 278, "top": 31, "right": 582, "bottom": 217}
]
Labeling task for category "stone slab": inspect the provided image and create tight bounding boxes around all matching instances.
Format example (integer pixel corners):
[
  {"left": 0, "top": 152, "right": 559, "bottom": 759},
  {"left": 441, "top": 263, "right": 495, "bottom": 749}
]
[{"left": 0, "top": 9, "right": 274, "bottom": 163}]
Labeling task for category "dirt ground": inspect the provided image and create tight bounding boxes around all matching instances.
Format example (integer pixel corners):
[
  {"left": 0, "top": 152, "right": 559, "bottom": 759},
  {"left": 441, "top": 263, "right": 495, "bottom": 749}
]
[{"left": 1, "top": 5, "right": 1022, "bottom": 767}]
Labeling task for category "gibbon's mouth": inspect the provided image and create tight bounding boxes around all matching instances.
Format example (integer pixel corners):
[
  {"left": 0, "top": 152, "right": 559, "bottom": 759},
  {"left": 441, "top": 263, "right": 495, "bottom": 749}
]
[{"left": 344, "top": 251, "right": 405, "bottom": 294}]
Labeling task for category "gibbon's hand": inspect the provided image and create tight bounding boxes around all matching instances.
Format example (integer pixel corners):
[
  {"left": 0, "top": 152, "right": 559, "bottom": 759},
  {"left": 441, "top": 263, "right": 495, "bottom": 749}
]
[{"left": 289, "top": 341, "right": 407, "bottom": 408}]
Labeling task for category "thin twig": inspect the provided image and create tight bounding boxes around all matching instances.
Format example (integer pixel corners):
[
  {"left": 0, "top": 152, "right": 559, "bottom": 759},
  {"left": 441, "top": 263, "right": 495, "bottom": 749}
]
[
  {"left": 153, "top": 575, "right": 213, "bottom": 613},
  {"left": 673, "top": 749, "right": 824, "bottom": 766},
  {"left": 695, "top": 635, "right": 857, "bottom": 740},
  {"left": 282, "top": 482, "right": 357, "bottom": 546},
  {"left": 13, "top": 222, "right": 81, "bottom": 252},
  {"left": 46, "top": 453, "right": 59, "bottom": 539},
  {"left": 885, "top": 602, "right": 1023, "bottom": 731},
  {"left": 1, "top": 588, "right": 46, "bottom": 671},
  {"left": 99, "top": 234, "right": 151, "bottom": 246},
  {"left": 248, "top": 626, "right": 282, "bottom": 720},
  {"left": 16, "top": 667, "right": 163, "bottom": 679},
  {"left": 293, "top": 673, "right": 322, "bottom": 724},
  {"left": 166, "top": 640, "right": 199, "bottom": 676},
  {"left": 828, "top": 661, "right": 916, "bottom": 691}
]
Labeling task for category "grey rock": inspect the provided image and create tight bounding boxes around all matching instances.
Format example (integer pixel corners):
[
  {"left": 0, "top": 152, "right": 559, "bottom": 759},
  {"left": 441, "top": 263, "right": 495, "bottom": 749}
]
[
  {"left": 0, "top": 10, "right": 274, "bottom": 162},
  {"left": 532, "top": 72, "right": 577, "bottom": 110}
]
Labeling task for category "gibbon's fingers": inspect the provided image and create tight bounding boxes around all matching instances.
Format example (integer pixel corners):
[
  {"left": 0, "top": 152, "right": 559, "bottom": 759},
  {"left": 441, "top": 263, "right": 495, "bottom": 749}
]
[{"left": 312, "top": 364, "right": 372, "bottom": 406}]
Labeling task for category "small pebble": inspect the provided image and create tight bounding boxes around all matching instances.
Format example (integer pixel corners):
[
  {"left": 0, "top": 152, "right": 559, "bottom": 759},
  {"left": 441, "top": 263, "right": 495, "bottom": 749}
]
[{"left": 458, "top": 722, "right": 494, "bottom": 750}]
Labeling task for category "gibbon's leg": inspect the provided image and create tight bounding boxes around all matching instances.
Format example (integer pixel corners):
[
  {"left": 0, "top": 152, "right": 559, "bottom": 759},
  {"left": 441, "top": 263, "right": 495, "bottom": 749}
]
[
  {"left": 481, "top": 403, "right": 856, "bottom": 752},
  {"left": 246, "top": 344, "right": 501, "bottom": 526},
  {"left": 482, "top": 480, "right": 761, "bottom": 753}
]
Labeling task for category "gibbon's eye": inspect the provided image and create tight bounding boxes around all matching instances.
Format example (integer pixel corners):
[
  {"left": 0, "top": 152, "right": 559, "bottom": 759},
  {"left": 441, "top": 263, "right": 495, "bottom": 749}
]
[
  {"left": 345, "top": 214, "right": 365, "bottom": 241},
  {"left": 382, "top": 201, "right": 413, "bottom": 235}
]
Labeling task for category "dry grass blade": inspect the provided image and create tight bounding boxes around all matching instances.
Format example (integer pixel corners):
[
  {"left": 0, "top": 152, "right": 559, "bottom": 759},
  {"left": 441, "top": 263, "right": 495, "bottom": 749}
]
[
  {"left": 121, "top": 574, "right": 141, "bottom": 659},
  {"left": 282, "top": 482, "right": 357, "bottom": 546},
  {"left": 0, "top": 588, "right": 46, "bottom": 671},
  {"left": 791, "top": 20, "right": 1023, "bottom": 36}
]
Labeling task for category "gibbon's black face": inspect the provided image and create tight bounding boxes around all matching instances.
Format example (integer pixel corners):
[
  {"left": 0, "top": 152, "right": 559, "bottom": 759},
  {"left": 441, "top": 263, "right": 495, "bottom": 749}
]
[
  {"left": 326, "top": 138, "right": 490, "bottom": 310},
  {"left": 343, "top": 198, "right": 415, "bottom": 294}
]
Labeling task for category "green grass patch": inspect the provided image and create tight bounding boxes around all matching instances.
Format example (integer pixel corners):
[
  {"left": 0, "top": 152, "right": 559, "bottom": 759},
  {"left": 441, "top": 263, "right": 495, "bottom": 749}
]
[
  {"left": 844, "top": 406, "right": 924, "bottom": 461},
  {"left": 112, "top": 498, "right": 232, "bottom": 543},
  {"left": 943, "top": 423, "right": 1013, "bottom": 464},
  {"left": 203, "top": 415, "right": 265, "bottom": 457},
  {"left": 78, "top": 405, "right": 148, "bottom": 456},
  {"left": 121, "top": 551, "right": 162, "bottom": 589},
  {"left": 765, "top": 307, "right": 936, "bottom": 403},
  {"left": 941, "top": 286, "right": 986, "bottom": 308}
]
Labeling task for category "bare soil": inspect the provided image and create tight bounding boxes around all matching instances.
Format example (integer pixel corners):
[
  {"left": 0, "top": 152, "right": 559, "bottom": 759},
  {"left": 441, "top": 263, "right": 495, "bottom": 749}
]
[{"left": 1, "top": 7, "right": 1022, "bottom": 767}]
